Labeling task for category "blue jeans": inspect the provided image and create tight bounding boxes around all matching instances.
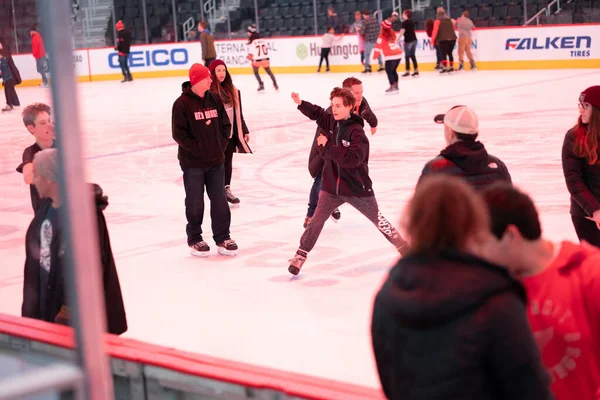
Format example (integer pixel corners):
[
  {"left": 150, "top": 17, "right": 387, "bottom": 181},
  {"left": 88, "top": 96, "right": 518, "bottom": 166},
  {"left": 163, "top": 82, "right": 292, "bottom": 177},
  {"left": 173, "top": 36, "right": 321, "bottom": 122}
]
[
  {"left": 404, "top": 40, "right": 418, "bottom": 71},
  {"left": 118, "top": 54, "right": 131, "bottom": 79},
  {"left": 35, "top": 58, "right": 49, "bottom": 85},
  {"left": 183, "top": 164, "right": 231, "bottom": 245},
  {"left": 364, "top": 42, "right": 383, "bottom": 71}
]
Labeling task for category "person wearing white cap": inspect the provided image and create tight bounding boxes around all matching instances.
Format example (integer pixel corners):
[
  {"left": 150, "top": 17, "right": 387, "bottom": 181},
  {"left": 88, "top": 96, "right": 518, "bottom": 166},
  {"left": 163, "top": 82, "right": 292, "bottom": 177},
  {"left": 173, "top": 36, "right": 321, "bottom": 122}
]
[
  {"left": 22, "top": 148, "right": 128, "bottom": 335},
  {"left": 417, "top": 105, "right": 511, "bottom": 189}
]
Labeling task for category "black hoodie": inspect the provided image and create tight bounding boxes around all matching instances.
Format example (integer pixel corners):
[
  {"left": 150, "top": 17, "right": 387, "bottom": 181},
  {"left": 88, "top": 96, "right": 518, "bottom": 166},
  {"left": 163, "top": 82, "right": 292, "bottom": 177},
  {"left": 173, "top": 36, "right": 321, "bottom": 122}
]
[
  {"left": 298, "top": 100, "right": 373, "bottom": 197},
  {"left": 22, "top": 184, "right": 128, "bottom": 336},
  {"left": 307, "top": 97, "right": 378, "bottom": 178},
  {"left": 172, "top": 81, "right": 231, "bottom": 169},
  {"left": 371, "top": 250, "right": 554, "bottom": 400},
  {"left": 418, "top": 140, "right": 511, "bottom": 190}
]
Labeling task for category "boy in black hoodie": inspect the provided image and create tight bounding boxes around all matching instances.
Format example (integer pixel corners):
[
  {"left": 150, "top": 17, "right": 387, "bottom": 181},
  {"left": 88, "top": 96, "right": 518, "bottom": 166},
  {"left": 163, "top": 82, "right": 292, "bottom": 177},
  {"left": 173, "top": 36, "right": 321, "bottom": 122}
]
[
  {"left": 304, "top": 76, "right": 378, "bottom": 228},
  {"left": 288, "top": 88, "right": 408, "bottom": 275},
  {"left": 172, "top": 63, "right": 237, "bottom": 257},
  {"left": 418, "top": 105, "right": 511, "bottom": 190}
]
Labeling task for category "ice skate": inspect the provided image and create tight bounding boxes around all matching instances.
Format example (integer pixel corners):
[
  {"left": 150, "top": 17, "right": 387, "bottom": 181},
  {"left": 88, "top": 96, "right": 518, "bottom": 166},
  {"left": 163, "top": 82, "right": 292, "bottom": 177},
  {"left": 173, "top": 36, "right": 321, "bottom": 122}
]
[
  {"left": 470, "top": 61, "right": 477, "bottom": 70},
  {"left": 257, "top": 82, "right": 265, "bottom": 92},
  {"left": 412, "top": 70, "right": 419, "bottom": 77},
  {"left": 288, "top": 250, "right": 307, "bottom": 276},
  {"left": 273, "top": 82, "right": 279, "bottom": 91},
  {"left": 330, "top": 208, "right": 341, "bottom": 222},
  {"left": 303, "top": 217, "right": 311, "bottom": 229},
  {"left": 458, "top": 63, "right": 464, "bottom": 71},
  {"left": 2, "top": 105, "right": 13, "bottom": 112},
  {"left": 190, "top": 241, "right": 210, "bottom": 257},
  {"left": 225, "top": 185, "right": 240, "bottom": 205},
  {"left": 217, "top": 239, "right": 238, "bottom": 256},
  {"left": 401, "top": 72, "right": 410, "bottom": 77}
]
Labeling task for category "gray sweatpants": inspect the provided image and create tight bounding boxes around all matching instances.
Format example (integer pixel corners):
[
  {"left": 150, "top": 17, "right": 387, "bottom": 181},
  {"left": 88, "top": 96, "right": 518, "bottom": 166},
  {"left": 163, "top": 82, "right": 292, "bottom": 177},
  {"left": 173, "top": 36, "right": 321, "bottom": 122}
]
[{"left": 299, "top": 191, "right": 406, "bottom": 253}]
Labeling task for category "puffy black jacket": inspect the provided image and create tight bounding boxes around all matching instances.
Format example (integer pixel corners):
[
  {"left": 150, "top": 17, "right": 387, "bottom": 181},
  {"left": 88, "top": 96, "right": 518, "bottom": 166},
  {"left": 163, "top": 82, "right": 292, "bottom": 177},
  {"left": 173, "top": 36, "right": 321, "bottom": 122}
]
[
  {"left": 172, "top": 81, "right": 231, "bottom": 169},
  {"left": 418, "top": 140, "right": 511, "bottom": 190},
  {"left": 371, "top": 250, "right": 554, "bottom": 400},
  {"left": 562, "top": 127, "right": 600, "bottom": 217},
  {"left": 298, "top": 100, "right": 373, "bottom": 197},
  {"left": 308, "top": 97, "right": 377, "bottom": 178}
]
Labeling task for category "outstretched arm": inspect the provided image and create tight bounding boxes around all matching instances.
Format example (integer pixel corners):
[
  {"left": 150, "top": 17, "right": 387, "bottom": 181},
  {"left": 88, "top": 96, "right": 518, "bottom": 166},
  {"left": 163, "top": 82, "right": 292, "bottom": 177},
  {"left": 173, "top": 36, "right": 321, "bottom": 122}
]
[{"left": 292, "top": 92, "right": 335, "bottom": 134}]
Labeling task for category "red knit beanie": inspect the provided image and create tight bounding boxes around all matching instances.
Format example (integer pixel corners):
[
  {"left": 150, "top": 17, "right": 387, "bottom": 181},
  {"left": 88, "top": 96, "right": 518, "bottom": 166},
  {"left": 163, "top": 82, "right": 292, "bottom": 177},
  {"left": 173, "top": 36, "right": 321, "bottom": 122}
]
[
  {"left": 580, "top": 86, "right": 600, "bottom": 109},
  {"left": 381, "top": 19, "right": 392, "bottom": 30},
  {"left": 208, "top": 59, "right": 226, "bottom": 74},
  {"left": 189, "top": 63, "right": 210, "bottom": 86}
]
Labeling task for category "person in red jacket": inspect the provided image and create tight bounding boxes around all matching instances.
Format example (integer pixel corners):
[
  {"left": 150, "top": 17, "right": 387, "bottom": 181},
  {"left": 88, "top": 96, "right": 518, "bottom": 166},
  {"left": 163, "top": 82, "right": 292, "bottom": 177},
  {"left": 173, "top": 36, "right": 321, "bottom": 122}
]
[
  {"left": 482, "top": 182, "right": 600, "bottom": 400},
  {"left": 373, "top": 19, "right": 402, "bottom": 93},
  {"left": 29, "top": 27, "right": 49, "bottom": 87}
]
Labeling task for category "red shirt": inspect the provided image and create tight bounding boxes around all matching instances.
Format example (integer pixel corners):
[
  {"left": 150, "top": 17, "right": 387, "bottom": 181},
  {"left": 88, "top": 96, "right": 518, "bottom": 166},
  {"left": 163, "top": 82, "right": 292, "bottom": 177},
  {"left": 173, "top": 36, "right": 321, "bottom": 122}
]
[
  {"left": 31, "top": 32, "right": 46, "bottom": 59},
  {"left": 373, "top": 34, "right": 402, "bottom": 61},
  {"left": 522, "top": 241, "right": 600, "bottom": 400}
]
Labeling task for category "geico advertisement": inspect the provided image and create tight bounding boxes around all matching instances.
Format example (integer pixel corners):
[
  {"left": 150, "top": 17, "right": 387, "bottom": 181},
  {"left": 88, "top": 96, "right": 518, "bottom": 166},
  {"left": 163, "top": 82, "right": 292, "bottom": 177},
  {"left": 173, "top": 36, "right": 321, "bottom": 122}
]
[{"left": 89, "top": 43, "right": 202, "bottom": 74}]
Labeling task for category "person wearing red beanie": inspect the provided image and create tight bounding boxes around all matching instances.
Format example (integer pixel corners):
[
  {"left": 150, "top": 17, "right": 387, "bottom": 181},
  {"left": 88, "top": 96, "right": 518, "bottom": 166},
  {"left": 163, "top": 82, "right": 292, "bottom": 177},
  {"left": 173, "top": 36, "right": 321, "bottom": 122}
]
[
  {"left": 562, "top": 85, "right": 600, "bottom": 247},
  {"left": 115, "top": 20, "right": 132, "bottom": 82},
  {"left": 171, "top": 63, "right": 238, "bottom": 257},
  {"left": 373, "top": 19, "right": 403, "bottom": 93},
  {"left": 208, "top": 60, "right": 252, "bottom": 206}
]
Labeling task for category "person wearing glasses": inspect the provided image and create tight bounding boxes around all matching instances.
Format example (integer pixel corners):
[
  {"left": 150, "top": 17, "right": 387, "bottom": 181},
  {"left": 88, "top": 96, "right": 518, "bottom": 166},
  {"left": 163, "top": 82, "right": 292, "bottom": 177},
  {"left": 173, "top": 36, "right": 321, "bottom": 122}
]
[{"left": 562, "top": 86, "right": 600, "bottom": 247}]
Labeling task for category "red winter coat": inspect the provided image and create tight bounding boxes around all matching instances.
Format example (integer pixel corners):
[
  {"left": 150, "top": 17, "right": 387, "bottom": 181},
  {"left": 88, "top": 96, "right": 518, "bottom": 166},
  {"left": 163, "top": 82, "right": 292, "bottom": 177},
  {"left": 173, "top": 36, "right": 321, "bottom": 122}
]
[
  {"left": 31, "top": 32, "right": 46, "bottom": 59},
  {"left": 373, "top": 34, "right": 402, "bottom": 61}
]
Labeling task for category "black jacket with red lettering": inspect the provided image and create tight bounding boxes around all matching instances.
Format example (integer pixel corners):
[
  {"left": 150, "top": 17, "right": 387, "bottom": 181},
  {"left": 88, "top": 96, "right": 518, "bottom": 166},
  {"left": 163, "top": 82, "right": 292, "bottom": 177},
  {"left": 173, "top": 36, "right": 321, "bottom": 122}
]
[
  {"left": 562, "top": 126, "right": 600, "bottom": 217},
  {"left": 172, "top": 81, "right": 231, "bottom": 169},
  {"left": 308, "top": 97, "right": 378, "bottom": 177},
  {"left": 298, "top": 100, "right": 373, "bottom": 197},
  {"left": 418, "top": 140, "right": 511, "bottom": 190}
]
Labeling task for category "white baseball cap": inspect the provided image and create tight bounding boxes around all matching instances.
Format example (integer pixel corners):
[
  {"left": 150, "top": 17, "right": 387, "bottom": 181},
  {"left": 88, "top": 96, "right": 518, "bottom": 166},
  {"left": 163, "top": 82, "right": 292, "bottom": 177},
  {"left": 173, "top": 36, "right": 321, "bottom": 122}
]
[{"left": 434, "top": 105, "right": 479, "bottom": 135}]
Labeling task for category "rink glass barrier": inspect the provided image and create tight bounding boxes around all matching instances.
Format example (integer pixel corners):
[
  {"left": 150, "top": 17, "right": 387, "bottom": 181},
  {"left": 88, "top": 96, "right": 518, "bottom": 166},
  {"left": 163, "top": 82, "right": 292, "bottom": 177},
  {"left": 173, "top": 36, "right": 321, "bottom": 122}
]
[
  {"left": 3, "top": 0, "right": 599, "bottom": 51},
  {"left": 6, "top": 23, "right": 600, "bottom": 86},
  {"left": 0, "top": 313, "right": 384, "bottom": 399}
]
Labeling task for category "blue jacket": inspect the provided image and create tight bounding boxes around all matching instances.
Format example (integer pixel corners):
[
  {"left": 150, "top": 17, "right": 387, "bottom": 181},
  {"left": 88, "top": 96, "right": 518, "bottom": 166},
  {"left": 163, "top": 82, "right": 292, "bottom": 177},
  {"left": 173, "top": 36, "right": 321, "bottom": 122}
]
[{"left": 0, "top": 57, "right": 13, "bottom": 82}]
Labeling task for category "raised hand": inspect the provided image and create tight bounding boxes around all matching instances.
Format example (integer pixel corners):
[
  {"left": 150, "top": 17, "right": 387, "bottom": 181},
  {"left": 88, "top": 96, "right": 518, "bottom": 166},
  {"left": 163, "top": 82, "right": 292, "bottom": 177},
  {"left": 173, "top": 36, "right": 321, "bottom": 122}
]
[{"left": 291, "top": 92, "right": 301, "bottom": 105}]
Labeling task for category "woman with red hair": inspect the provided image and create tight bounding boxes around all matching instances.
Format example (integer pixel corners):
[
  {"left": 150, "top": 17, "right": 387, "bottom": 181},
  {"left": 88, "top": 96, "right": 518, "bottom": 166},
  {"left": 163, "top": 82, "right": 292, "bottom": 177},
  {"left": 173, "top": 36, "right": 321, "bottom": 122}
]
[
  {"left": 562, "top": 86, "right": 600, "bottom": 246},
  {"left": 373, "top": 19, "right": 402, "bottom": 93}
]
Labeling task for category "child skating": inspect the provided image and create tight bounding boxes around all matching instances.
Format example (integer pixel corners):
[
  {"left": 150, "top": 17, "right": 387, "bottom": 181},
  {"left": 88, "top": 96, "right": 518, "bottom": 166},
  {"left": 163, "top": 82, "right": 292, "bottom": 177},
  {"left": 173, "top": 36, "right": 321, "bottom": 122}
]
[{"left": 288, "top": 88, "right": 408, "bottom": 276}]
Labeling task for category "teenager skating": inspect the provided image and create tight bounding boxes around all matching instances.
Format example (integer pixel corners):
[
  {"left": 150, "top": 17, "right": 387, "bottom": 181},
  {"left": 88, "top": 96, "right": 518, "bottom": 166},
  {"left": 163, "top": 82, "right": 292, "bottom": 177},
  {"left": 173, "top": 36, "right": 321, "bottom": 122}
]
[
  {"left": 288, "top": 88, "right": 408, "bottom": 276},
  {"left": 209, "top": 59, "right": 252, "bottom": 205},
  {"left": 304, "top": 77, "right": 378, "bottom": 228},
  {"left": 247, "top": 24, "right": 278, "bottom": 92}
]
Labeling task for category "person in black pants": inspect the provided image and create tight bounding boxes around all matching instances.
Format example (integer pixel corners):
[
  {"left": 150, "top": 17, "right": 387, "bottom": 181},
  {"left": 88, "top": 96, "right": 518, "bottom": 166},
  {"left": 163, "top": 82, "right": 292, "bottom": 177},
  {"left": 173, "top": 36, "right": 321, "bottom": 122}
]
[
  {"left": 115, "top": 20, "right": 132, "bottom": 82},
  {"left": 562, "top": 85, "right": 600, "bottom": 247},
  {"left": 172, "top": 63, "right": 238, "bottom": 257},
  {"left": 208, "top": 59, "right": 253, "bottom": 205},
  {"left": 0, "top": 49, "right": 19, "bottom": 111},
  {"left": 431, "top": 8, "right": 457, "bottom": 73}
]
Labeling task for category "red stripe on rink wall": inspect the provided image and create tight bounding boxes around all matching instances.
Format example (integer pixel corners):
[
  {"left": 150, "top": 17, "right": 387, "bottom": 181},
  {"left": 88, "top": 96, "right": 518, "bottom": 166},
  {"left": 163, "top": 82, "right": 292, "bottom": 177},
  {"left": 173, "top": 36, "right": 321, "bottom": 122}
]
[{"left": 0, "top": 313, "right": 385, "bottom": 400}]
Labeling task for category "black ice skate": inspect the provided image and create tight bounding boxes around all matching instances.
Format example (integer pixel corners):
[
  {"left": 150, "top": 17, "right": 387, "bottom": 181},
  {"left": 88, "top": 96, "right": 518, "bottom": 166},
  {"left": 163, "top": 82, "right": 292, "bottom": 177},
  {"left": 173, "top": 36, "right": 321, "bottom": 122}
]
[
  {"left": 470, "top": 61, "right": 477, "bottom": 70},
  {"left": 412, "top": 70, "right": 419, "bottom": 77},
  {"left": 225, "top": 185, "right": 240, "bottom": 204},
  {"left": 330, "top": 208, "right": 341, "bottom": 222},
  {"left": 257, "top": 82, "right": 265, "bottom": 91},
  {"left": 401, "top": 72, "right": 410, "bottom": 77},
  {"left": 217, "top": 239, "right": 238, "bottom": 256},
  {"left": 288, "top": 250, "right": 307, "bottom": 276},
  {"left": 190, "top": 241, "right": 210, "bottom": 257},
  {"left": 273, "top": 82, "right": 279, "bottom": 91},
  {"left": 2, "top": 105, "right": 13, "bottom": 112},
  {"left": 458, "top": 63, "right": 464, "bottom": 71}
]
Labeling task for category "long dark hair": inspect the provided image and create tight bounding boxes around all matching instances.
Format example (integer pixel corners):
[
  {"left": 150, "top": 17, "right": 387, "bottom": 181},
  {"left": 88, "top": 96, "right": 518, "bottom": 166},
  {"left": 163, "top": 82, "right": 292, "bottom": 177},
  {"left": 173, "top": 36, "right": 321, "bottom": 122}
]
[
  {"left": 210, "top": 66, "right": 238, "bottom": 109},
  {"left": 574, "top": 105, "right": 600, "bottom": 164}
]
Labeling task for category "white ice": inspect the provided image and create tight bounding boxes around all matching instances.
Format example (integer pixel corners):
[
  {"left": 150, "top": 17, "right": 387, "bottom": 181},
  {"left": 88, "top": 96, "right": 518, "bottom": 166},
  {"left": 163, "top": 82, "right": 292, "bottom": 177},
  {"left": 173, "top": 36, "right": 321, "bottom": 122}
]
[{"left": 1, "top": 68, "right": 598, "bottom": 390}]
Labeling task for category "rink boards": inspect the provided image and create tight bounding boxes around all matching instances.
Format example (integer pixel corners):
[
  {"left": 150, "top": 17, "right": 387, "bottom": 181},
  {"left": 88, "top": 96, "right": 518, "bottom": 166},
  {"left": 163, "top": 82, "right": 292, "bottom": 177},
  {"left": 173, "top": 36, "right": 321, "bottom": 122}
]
[{"left": 11, "top": 23, "right": 600, "bottom": 85}]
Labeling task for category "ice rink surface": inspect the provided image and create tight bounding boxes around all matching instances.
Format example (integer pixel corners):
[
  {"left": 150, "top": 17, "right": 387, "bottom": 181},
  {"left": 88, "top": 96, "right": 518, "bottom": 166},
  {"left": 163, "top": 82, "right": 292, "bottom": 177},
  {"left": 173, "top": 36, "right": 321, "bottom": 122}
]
[{"left": 1, "top": 68, "right": 599, "bottom": 389}]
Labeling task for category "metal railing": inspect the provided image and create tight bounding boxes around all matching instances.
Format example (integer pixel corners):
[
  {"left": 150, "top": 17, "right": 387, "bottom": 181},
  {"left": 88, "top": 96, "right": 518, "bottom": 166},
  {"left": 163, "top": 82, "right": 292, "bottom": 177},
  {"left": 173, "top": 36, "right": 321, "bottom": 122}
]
[{"left": 525, "top": 0, "right": 561, "bottom": 25}]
